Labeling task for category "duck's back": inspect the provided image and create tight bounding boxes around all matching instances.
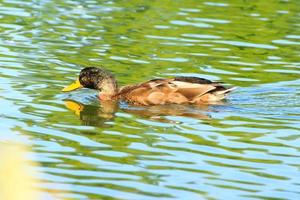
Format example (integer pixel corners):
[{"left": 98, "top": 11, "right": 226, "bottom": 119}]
[{"left": 116, "top": 77, "right": 235, "bottom": 105}]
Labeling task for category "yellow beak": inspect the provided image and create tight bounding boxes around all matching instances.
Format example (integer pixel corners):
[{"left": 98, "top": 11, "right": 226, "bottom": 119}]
[{"left": 62, "top": 79, "right": 83, "bottom": 92}]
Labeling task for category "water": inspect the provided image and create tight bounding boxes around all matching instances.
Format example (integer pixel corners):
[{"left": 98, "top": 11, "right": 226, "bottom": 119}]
[{"left": 0, "top": 0, "right": 300, "bottom": 199}]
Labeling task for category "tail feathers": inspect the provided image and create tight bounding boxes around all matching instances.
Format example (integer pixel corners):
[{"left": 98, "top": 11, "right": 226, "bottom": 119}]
[
  {"left": 210, "top": 86, "right": 237, "bottom": 101},
  {"left": 215, "top": 87, "right": 237, "bottom": 95}
]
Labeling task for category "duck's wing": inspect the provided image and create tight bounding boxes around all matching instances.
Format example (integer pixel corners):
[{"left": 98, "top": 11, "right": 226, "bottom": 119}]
[
  {"left": 117, "top": 78, "right": 167, "bottom": 96},
  {"left": 117, "top": 77, "right": 235, "bottom": 105},
  {"left": 116, "top": 79, "right": 172, "bottom": 105},
  {"left": 171, "top": 76, "right": 235, "bottom": 103},
  {"left": 170, "top": 78, "right": 216, "bottom": 99},
  {"left": 174, "top": 76, "right": 215, "bottom": 84}
]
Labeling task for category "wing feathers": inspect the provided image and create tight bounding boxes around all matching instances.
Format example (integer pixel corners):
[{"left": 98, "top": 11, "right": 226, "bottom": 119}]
[{"left": 117, "top": 77, "right": 235, "bottom": 105}]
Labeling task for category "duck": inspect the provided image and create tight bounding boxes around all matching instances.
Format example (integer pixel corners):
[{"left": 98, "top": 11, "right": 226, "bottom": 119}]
[{"left": 62, "top": 67, "right": 236, "bottom": 106}]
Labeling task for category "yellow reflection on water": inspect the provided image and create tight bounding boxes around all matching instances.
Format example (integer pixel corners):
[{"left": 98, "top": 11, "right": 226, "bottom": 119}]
[{"left": 0, "top": 142, "right": 64, "bottom": 200}]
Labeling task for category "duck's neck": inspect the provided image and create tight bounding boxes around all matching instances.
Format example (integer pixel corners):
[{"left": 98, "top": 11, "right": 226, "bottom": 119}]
[{"left": 98, "top": 78, "right": 118, "bottom": 101}]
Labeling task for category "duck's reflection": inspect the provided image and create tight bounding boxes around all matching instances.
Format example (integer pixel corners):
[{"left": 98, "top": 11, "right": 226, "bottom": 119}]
[
  {"left": 64, "top": 100, "right": 212, "bottom": 126},
  {"left": 65, "top": 100, "right": 117, "bottom": 126}
]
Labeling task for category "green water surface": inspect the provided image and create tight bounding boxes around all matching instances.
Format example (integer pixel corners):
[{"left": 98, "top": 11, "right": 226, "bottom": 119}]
[{"left": 0, "top": 0, "right": 300, "bottom": 199}]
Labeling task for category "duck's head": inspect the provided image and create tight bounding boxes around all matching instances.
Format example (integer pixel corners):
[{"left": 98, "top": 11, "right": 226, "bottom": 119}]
[{"left": 62, "top": 67, "right": 118, "bottom": 100}]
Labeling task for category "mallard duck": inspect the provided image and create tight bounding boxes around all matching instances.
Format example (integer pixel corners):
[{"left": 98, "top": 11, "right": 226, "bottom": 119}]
[{"left": 62, "top": 67, "right": 236, "bottom": 105}]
